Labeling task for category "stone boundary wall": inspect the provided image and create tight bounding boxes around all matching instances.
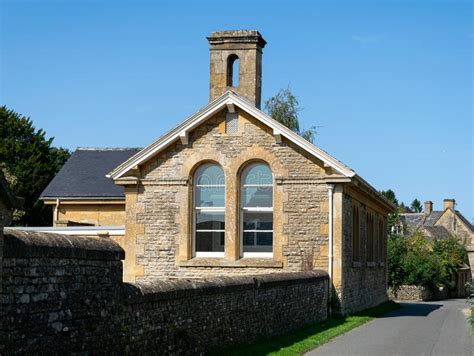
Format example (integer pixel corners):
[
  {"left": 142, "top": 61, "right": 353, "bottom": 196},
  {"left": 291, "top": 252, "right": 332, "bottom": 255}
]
[
  {"left": 0, "top": 230, "right": 329, "bottom": 355},
  {"left": 388, "top": 285, "right": 449, "bottom": 301}
]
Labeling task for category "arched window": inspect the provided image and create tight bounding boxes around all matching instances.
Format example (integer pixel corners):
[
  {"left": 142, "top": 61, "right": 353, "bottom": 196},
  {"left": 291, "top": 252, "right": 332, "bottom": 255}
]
[
  {"left": 240, "top": 162, "right": 273, "bottom": 257},
  {"left": 194, "top": 163, "right": 225, "bottom": 257},
  {"left": 227, "top": 54, "right": 240, "bottom": 87}
]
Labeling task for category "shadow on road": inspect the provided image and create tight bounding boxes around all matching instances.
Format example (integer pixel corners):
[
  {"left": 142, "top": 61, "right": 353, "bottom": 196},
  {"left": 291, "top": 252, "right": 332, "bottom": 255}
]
[{"left": 376, "top": 301, "right": 442, "bottom": 318}]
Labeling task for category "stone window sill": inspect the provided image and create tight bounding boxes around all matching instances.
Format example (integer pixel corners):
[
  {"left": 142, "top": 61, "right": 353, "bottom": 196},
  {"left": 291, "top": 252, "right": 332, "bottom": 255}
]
[
  {"left": 176, "top": 257, "right": 283, "bottom": 268},
  {"left": 367, "top": 262, "right": 377, "bottom": 268},
  {"left": 352, "top": 261, "right": 362, "bottom": 268},
  {"left": 379, "top": 262, "right": 385, "bottom": 267}
]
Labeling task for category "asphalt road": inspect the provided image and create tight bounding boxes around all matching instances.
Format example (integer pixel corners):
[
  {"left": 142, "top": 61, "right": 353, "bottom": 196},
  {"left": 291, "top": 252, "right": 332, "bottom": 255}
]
[{"left": 307, "top": 299, "right": 472, "bottom": 356}]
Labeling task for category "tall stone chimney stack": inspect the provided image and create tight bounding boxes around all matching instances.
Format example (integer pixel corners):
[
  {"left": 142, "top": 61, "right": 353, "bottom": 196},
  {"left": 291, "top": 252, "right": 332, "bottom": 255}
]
[
  {"left": 424, "top": 201, "right": 433, "bottom": 215},
  {"left": 443, "top": 199, "right": 455, "bottom": 211},
  {"left": 207, "top": 30, "right": 266, "bottom": 108}
]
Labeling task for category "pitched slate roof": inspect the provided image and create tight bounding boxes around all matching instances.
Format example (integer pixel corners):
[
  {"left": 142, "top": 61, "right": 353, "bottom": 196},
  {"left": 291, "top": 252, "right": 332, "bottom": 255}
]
[
  {"left": 421, "top": 226, "right": 452, "bottom": 240},
  {"left": 400, "top": 213, "right": 424, "bottom": 227},
  {"left": 423, "top": 211, "right": 444, "bottom": 226},
  {"left": 401, "top": 208, "right": 474, "bottom": 236},
  {"left": 41, "top": 148, "right": 141, "bottom": 199},
  {"left": 456, "top": 210, "right": 474, "bottom": 232}
]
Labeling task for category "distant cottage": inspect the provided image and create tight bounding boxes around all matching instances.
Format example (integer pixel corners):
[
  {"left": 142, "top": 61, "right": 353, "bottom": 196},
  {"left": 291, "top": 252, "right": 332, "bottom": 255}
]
[
  {"left": 399, "top": 198, "right": 474, "bottom": 290},
  {"left": 40, "top": 148, "right": 140, "bottom": 226},
  {"left": 399, "top": 199, "right": 473, "bottom": 244}
]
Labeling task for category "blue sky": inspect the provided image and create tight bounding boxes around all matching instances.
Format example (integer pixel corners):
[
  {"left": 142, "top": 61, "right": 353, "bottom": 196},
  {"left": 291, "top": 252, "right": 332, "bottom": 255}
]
[{"left": 1, "top": 0, "right": 473, "bottom": 220}]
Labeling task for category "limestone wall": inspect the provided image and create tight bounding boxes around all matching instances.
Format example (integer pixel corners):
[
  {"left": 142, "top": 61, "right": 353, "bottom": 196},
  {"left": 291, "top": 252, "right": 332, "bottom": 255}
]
[
  {"left": 388, "top": 285, "right": 450, "bottom": 301},
  {"left": 0, "top": 230, "right": 329, "bottom": 354},
  {"left": 339, "top": 192, "right": 388, "bottom": 314},
  {"left": 126, "top": 109, "right": 333, "bottom": 281},
  {"left": 54, "top": 202, "right": 126, "bottom": 226}
]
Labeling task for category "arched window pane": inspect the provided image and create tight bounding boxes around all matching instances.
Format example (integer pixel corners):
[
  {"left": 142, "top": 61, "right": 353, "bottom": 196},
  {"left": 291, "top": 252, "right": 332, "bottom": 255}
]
[
  {"left": 242, "top": 164, "right": 272, "bottom": 185},
  {"left": 196, "top": 164, "right": 225, "bottom": 186},
  {"left": 241, "top": 163, "right": 273, "bottom": 256},
  {"left": 194, "top": 163, "right": 225, "bottom": 256}
]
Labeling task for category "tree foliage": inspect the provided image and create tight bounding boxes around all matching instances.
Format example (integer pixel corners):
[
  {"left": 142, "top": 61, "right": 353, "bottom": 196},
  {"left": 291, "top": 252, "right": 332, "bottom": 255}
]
[
  {"left": 0, "top": 106, "right": 70, "bottom": 226},
  {"left": 388, "top": 232, "right": 467, "bottom": 291},
  {"left": 410, "top": 198, "right": 423, "bottom": 213},
  {"left": 264, "top": 87, "right": 317, "bottom": 143}
]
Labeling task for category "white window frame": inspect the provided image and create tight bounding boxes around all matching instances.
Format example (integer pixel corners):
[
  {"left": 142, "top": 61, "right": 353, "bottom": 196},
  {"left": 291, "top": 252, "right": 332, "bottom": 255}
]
[
  {"left": 240, "top": 166, "right": 274, "bottom": 258},
  {"left": 193, "top": 171, "right": 225, "bottom": 258}
]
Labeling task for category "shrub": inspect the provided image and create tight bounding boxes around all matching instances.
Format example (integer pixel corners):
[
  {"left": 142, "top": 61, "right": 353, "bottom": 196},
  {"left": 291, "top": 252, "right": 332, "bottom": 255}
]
[{"left": 388, "top": 232, "right": 467, "bottom": 291}]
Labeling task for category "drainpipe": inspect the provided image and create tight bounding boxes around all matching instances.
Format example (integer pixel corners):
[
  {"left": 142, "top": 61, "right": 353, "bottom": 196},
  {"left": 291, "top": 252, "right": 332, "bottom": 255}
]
[
  {"left": 327, "top": 184, "right": 335, "bottom": 303},
  {"left": 54, "top": 198, "right": 60, "bottom": 226}
]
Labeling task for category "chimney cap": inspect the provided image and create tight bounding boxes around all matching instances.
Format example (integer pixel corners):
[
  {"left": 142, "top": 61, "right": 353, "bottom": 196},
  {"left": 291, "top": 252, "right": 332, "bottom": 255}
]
[{"left": 208, "top": 30, "right": 267, "bottom": 48}]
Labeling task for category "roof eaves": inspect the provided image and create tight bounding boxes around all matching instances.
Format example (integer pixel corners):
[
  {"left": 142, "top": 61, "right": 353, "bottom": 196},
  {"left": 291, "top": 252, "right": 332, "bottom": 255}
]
[
  {"left": 107, "top": 92, "right": 233, "bottom": 179},
  {"left": 352, "top": 174, "right": 396, "bottom": 211},
  {"left": 108, "top": 91, "right": 357, "bottom": 180}
]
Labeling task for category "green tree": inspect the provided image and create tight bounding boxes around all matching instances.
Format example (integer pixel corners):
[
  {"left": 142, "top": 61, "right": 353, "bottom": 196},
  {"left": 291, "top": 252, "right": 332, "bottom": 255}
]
[
  {"left": 380, "top": 189, "right": 398, "bottom": 206},
  {"left": 388, "top": 232, "right": 467, "bottom": 291},
  {"left": 0, "top": 106, "right": 70, "bottom": 226},
  {"left": 410, "top": 198, "right": 423, "bottom": 213},
  {"left": 264, "top": 87, "right": 317, "bottom": 143},
  {"left": 380, "top": 189, "right": 401, "bottom": 233}
]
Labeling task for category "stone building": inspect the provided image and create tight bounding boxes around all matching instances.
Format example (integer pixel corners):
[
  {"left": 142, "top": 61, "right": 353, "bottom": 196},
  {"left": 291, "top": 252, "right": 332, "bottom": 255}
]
[
  {"left": 399, "top": 199, "right": 473, "bottom": 244},
  {"left": 107, "top": 30, "right": 394, "bottom": 314},
  {"left": 40, "top": 147, "right": 140, "bottom": 226},
  {"left": 399, "top": 198, "right": 474, "bottom": 291}
]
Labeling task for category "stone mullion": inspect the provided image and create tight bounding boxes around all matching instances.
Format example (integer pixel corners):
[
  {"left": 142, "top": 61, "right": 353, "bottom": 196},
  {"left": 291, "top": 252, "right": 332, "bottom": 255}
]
[{"left": 225, "top": 170, "right": 239, "bottom": 260}]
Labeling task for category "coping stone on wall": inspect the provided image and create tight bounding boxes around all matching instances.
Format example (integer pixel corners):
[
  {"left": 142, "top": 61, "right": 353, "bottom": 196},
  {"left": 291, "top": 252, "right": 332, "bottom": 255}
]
[
  {"left": 123, "top": 271, "right": 328, "bottom": 304},
  {"left": 2, "top": 229, "right": 124, "bottom": 260}
]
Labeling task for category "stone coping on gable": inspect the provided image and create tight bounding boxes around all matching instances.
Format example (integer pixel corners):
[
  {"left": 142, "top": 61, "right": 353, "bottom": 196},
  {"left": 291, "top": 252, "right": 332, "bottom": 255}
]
[
  {"left": 123, "top": 271, "right": 328, "bottom": 305},
  {"left": 2, "top": 229, "right": 124, "bottom": 261}
]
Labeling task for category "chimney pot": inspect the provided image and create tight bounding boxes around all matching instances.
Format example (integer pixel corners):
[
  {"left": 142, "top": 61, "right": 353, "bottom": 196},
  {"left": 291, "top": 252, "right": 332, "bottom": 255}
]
[
  {"left": 424, "top": 201, "right": 433, "bottom": 215},
  {"left": 443, "top": 199, "right": 455, "bottom": 211}
]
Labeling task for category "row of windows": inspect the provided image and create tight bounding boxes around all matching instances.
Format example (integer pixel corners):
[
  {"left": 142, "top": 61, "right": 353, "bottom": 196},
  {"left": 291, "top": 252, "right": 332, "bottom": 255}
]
[
  {"left": 194, "top": 162, "right": 273, "bottom": 258},
  {"left": 352, "top": 205, "right": 386, "bottom": 264}
]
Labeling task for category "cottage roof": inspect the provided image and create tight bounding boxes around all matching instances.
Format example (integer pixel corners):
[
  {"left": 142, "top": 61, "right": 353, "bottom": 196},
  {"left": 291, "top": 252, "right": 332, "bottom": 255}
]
[
  {"left": 401, "top": 209, "right": 474, "bottom": 234},
  {"left": 420, "top": 226, "right": 452, "bottom": 240},
  {"left": 40, "top": 148, "right": 141, "bottom": 200}
]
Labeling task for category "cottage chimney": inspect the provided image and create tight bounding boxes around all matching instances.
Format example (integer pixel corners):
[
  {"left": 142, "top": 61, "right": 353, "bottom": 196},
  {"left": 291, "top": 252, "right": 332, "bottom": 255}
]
[
  {"left": 207, "top": 30, "right": 267, "bottom": 108},
  {"left": 443, "top": 199, "right": 455, "bottom": 211},
  {"left": 424, "top": 201, "right": 433, "bottom": 215}
]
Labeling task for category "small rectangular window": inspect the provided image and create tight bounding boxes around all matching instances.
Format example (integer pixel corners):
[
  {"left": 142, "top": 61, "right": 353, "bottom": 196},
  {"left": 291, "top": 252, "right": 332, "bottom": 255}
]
[
  {"left": 352, "top": 205, "right": 360, "bottom": 262},
  {"left": 225, "top": 112, "right": 238, "bottom": 134},
  {"left": 367, "top": 213, "right": 375, "bottom": 262}
]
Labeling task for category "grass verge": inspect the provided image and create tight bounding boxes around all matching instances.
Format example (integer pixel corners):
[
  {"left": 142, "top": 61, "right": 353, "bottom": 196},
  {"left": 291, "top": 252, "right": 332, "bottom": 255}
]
[{"left": 218, "top": 301, "right": 400, "bottom": 356}]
